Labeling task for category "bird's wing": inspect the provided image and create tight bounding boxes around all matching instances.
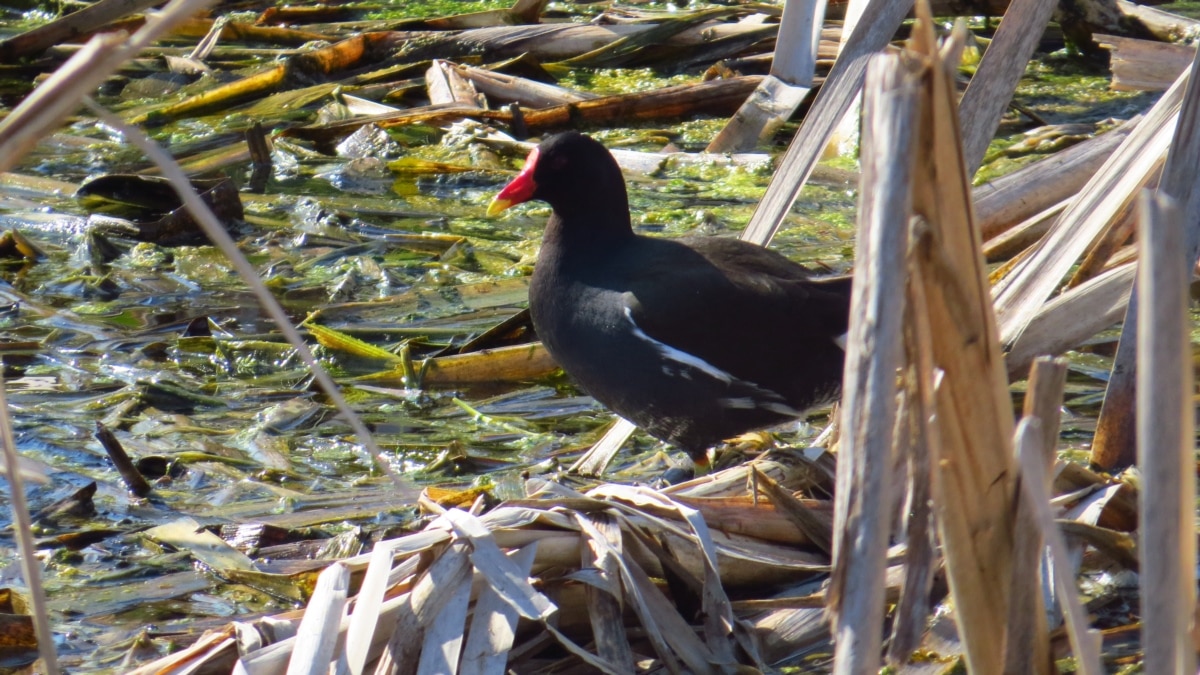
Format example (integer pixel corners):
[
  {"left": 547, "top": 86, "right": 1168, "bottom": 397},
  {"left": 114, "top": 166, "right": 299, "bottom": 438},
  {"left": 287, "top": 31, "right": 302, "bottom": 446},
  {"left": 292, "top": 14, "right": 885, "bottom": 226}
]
[{"left": 617, "top": 237, "right": 850, "bottom": 396}]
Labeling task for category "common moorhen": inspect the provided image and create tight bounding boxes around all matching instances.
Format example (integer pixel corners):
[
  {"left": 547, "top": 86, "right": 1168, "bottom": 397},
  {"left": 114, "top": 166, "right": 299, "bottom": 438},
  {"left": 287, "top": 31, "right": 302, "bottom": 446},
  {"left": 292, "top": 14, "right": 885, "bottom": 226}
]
[{"left": 488, "top": 132, "right": 851, "bottom": 472}]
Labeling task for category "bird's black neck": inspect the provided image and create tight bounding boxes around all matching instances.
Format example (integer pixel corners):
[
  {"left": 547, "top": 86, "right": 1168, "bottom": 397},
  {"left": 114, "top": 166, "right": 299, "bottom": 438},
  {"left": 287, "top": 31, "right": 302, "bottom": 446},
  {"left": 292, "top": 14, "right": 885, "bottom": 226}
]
[{"left": 541, "top": 206, "right": 635, "bottom": 253}]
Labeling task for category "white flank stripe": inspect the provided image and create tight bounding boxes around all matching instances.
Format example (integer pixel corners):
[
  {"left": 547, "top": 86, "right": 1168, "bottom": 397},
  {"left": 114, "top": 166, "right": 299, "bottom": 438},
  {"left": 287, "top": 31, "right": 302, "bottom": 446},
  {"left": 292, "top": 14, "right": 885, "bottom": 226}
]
[
  {"left": 761, "top": 402, "right": 803, "bottom": 417},
  {"left": 720, "top": 397, "right": 757, "bottom": 409},
  {"left": 623, "top": 304, "right": 803, "bottom": 418},
  {"left": 833, "top": 333, "right": 848, "bottom": 351},
  {"left": 624, "top": 306, "right": 734, "bottom": 384}
]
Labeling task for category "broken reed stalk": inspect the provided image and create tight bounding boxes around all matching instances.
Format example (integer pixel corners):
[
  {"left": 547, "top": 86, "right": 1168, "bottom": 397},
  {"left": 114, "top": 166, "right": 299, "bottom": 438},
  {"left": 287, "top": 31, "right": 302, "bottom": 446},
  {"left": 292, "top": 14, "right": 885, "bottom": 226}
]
[
  {"left": 740, "top": 0, "right": 914, "bottom": 244},
  {"left": 0, "top": 369, "right": 60, "bottom": 674},
  {"left": 1091, "top": 42, "right": 1200, "bottom": 471},
  {"left": 829, "top": 49, "right": 918, "bottom": 675},
  {"left": 0, "top": 0, "right": 166, "bottom": 60},
  {"left": 1135, "top": 192, "right": 1197, "bottom": 675},
  {"left": 704, "top": 0, "right": 822, "bottom": 153},
  {"left": 82, "top": 100, "right": 413, "bottom": 494},
  {"left": 1003, "top": 356, "right": 1067, "bottom": 675},
  {"left": 1013, "top": 418, "right": 1103, "bottom": 675},
  {"left": 958, "top": 0, "right": 1057, "bottom": 176},
  {"left": 906, "top": 9, "right": 1017, "bottom": 673}
]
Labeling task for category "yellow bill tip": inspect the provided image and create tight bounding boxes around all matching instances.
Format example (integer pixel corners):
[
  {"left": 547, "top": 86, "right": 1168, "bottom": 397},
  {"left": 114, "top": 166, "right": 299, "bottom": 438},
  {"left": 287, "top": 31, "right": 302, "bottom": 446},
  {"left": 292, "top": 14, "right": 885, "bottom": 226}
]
[{"left": 486, "top": 197, "right": 514, "bottom": 217}]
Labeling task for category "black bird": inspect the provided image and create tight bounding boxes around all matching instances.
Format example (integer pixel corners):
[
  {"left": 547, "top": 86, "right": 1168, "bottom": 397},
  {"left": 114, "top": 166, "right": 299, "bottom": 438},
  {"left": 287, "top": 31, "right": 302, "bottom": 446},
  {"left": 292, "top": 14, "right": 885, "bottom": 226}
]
[{"left": 488, "top": 132, "right": 851, "bottom": 472}]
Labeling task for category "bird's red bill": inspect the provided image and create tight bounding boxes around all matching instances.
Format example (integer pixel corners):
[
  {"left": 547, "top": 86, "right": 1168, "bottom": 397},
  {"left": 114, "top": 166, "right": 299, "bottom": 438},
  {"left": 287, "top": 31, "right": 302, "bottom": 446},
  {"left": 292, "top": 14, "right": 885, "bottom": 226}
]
[{"left": 486, "top": 147, "right": 540, "bottom": 216}]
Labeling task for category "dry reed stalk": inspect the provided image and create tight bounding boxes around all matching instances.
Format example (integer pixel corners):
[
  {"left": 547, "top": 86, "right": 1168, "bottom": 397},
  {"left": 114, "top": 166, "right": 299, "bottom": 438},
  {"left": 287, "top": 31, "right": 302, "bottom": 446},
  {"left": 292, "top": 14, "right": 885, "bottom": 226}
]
[
  {"left": 1002, "top": 356, "right": 1066, "bottom": 675},
  {"left": 451, "top": 64, "right": 595, "bottom": 108},
  {"left": 982, "top": 200, "right": 1065, "bottom": 262},
  {"left": 1005, "top": 261, "right": 1135, "bottom": 378},
  {"left": 1091, "top": 42, "right": 1200, "bottom": 471},
  {"left": 974, "top": 122, "right": 1132, "bottom": 242},
  {"left": 705, "top": 0, "right": 824, "bottom": 152},
  {"left": 1135, "top": 192, "right": 1197, "bottom": 675},
  {"left": 0, "top": 0, "right": 165, "bottom": 60},
  {"left": 829, "top": 49, "right": 919, "bottom": 675},
  {"left": 575, "top": 512, "right": 635, "bottom": 672},
  {"left": 992, "top": 69, "right": 1186, "bottom": 348},
  {"left": 885, "top": 319, "right": 936, "bottom": 664},
  {"left": 906, "top": 9, "right": 1016, "bottom": 673},
  {"left": 1013, "top": 419, "right": 1103, "bottom": 675},
  {"left": 1097, "top": 34, "right": 1196, "bottom": 91},
  {"left": 740, "top": 0, "right": 914, "bottom": 244},
  {"left": 957, "top": 0, "right": 1058, "bottom": 176}
]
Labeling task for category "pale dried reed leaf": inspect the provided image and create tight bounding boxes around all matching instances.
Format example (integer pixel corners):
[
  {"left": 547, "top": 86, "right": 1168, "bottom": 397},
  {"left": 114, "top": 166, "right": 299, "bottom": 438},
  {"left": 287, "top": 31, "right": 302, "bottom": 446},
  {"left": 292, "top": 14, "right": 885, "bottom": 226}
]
[
  {"left": 664, "top": 457, "right": 811, "bottom": 498},
  {"left": 460, "top": 545, "right": 538, "bottom": 675},
  {"left": 574, "top": 512, "right": 636, "bottom": 671},
  {"left": 286, "top": 563, "right": 349, "bottom": 675},
  {"left": 125, "top": 628, "right": 237, "bottom": 675},
  {"left": 643, "top": 498, "right": 739, "bottom": 659},
  {"left": 343, "top": 541, "right": 416, "bottom": 675},
  {"left": 574, "top": 514, "right": 623, "bottom": 598},
  {"left": 1062, "top": 483, "right": 1128, "bottom": 526},
  {"left": 481, "top": 503, "right": 580, "bottom": 532},
  {"left": 615, "top": 547, "right": 720, "bottom": 672},
  {"left": 375, "top": 540, "right": 473, "bottom": 675},
  {"left": 338, "top": 529, "right": 452, "bottom": 571},
  {"left": 236, "top": 636, "right": 296, "bottom": 675},
  {"left": 523, "top": 476, "right": 591, "bottom": 500},
  {"left": 416, "top": 570, "right": 471, "bottom": 675},
  {"left": 439, "top": 507, "right": 556, "bottom": 620},
  {"left": 541, "top": 623, "right": 627, "bottom": 675},
  {"left": 745, "top": 602, "right": 830, "bottom": 664}
]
